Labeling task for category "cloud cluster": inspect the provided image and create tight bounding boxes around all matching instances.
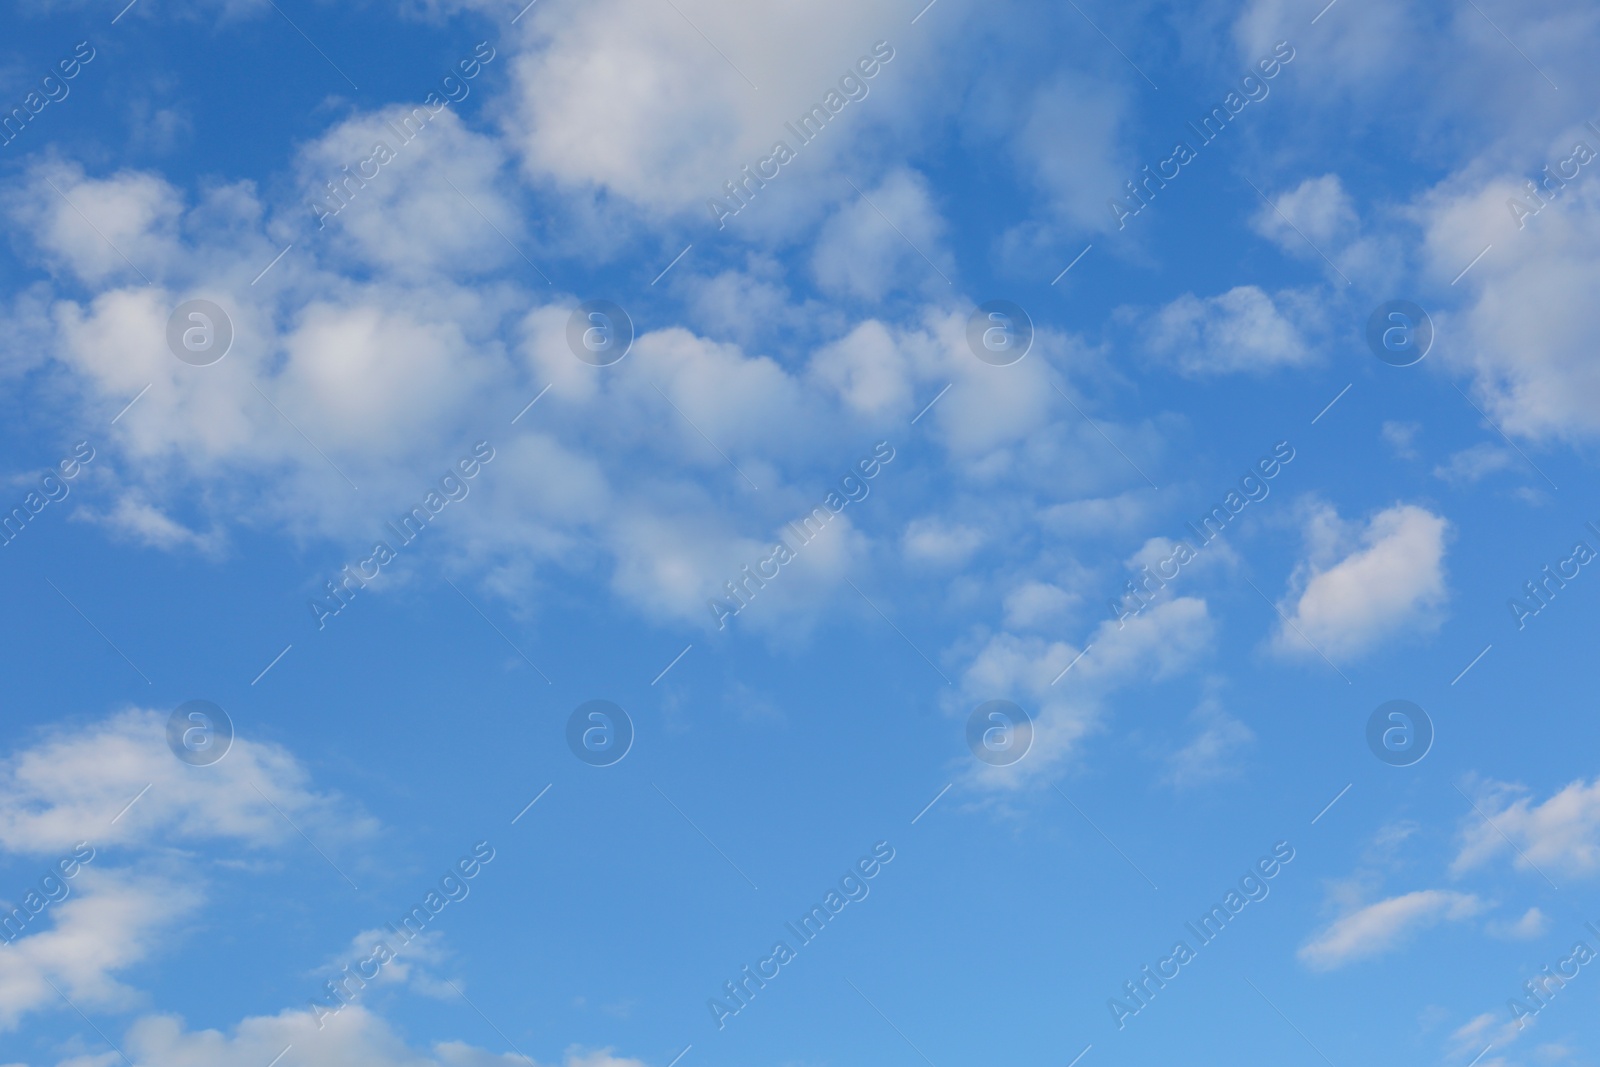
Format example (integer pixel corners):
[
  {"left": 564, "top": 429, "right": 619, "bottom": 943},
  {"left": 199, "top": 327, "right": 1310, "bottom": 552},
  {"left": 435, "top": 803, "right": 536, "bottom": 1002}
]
[
  {"left": 0, "top": 711, "right": 646, "bottom": 1067},
  {"left": 0, "top": 709, "right": 363, "bottom": 1032}
]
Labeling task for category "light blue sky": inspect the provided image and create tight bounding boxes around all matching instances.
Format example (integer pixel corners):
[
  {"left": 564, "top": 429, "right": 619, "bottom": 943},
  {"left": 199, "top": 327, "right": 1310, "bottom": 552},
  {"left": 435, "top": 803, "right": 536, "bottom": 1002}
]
[{"left": 1, "top": 2, "right": 1598, "bottom": 1067}]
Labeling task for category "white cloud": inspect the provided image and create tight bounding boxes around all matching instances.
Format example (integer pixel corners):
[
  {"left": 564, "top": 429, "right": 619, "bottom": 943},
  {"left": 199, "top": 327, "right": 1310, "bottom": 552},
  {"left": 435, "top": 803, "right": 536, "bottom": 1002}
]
[
  {"left": 1243, "top": 174, "right": 1399, "bottom": 290},
  {"left": 1002, "top": 581, "right": 1079, "bottom": 631},
  {"left": 1488, "top": 907, "right": 1551, "bottom": 941},
  {"left": 1454, "top": 777, "right": 1600, "bottom": 879},
  {"left": 1433, "top": 443, "right": 1518, "bottom": 485},
  {"left": 955, "top": 596, "right": 1214, "bottom": 793},
  {"left": 1164, "top": 697, "right": 1253, "bottom": 789},
  {"left": 1139, "top": 286, "right": 1320, "bottom": 376},
  {"left": 0, "top": 708, "right": 364, "bottom": 856},
  {"left": 0, "top": 709, "right": 371, "bottom": 1031},
  {"left": 684, "top": 257, "right": 824, "bottom": 348},
  {"left": 73, "top": 492, "right": 223, "bottom": 555},
  {"left": 10, "top": 164, "right": 184, "bottom": 287},
  {"left": 1416, "top": 148, "right": 1600, "bottom": 442},
  {"left": 0, "top": 867, "right": 201, "bottom": 1029},
  {"left": 500, "top": 0, "right": 911, "bottom": 219},
  {"left": 0, "top": 708, "right": 651, "bottom": 1061},
  {"left": 810, "top": 169, "right": 952, "bottom": 302},
  {"left": 2, "top": 140, "right": 1167, "bottom": 646},
  {"left": 1009, "top": 72, "right": 1128, "bottom": 237},
  {"left": 1381, "top": 421, "right": 1420, "bottom": 461},
  {"left": 1039, "top": 489, "right": 1158, "bottom": 539},
  {"left": 1298, "top": 890, "right": 1485, "bottom": 970},
  {"left": 293, "top": 107, "right": 525, "bottom": 280},
  {"left": 322, "top": 929, "right": 456, "bottom": 1001},
  {"left": 1233, "top": 2, "right": 1415, "bottom": 100},
  {"left": 1449, "top": 1010, "right": 1528, "bottom": 1063},
  {"left": 111, "top": 1004, "right": 648, "bottom": 1067},
  {"left": 805, "top": 318, "right": 912, "bottom": 419},
  {"left": 1249, "top": 174, "right": 1358, "bottom": 255},
  {"left": 1274, "top": 503, "right": 1450, "bottom": 660},
  {"left": 902, "top": 516, "right": 984, "bottom": 568},
  {"left": 1124, "top": 535, "right": 1239, "bottom": 589}
]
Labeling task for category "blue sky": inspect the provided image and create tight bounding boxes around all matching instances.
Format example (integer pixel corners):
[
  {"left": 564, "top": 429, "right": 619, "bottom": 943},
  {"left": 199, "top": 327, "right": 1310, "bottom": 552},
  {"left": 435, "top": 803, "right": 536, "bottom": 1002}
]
[{"left": 2, "top": 1, "right": 1599, "bottom": 1066}]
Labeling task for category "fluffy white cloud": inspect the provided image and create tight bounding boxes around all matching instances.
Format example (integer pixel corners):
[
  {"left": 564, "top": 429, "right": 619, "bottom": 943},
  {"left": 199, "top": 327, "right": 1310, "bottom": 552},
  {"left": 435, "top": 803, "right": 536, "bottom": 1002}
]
[
  {"left": 0, "top": 709, "right": 368, "bottom": 1031},
  {"left": 1298, "top": 890, "right": 1485, "bottom": 970},
  {"left": 10, "top": 165, "right": 184, "bottom": 287},
  {"left": 1242, "top": 173, "right": 1401, "bottom": 291},
  {"left": 1249, "top": 174, "right": 1359, "bottom": 251},
  {"left": 1454, "top": 777, "right": 1600, "bottom": 879},
  {"left": 501, "top": 0, "right": 914, "bottom": 219},
  {"left": 0, "top": 709, "right": 649, "bottom": 1063},
  {"left": 810, "top": 169, "right": 952, "bottom": 302},
  {"left": 0, "top": 867, "right": 201, "bottom": 1029},
  {"left": 954, "top": 596, "right": 1214, "bottom": 792},
  {"left": 1274, "top": 503, "right": 1450, "bottom": 661},
  {"left": 0, "top": 708, "right": 362, "bottom": 855},
  {"left": 1138, "top": 286, "right": 1320, "bottom": 375},
  {"left": 1422, "top": 173, "right": 1600, "bottom": 442},
  {"left": 292, "top": 106, "right": 526, "bottom": 280}
]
